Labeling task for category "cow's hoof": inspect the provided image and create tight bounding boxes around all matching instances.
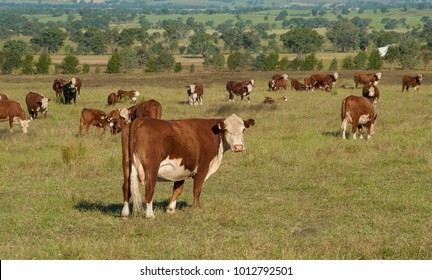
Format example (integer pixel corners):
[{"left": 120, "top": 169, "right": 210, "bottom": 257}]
[{"left": 166, "top": 208, "right": 175, "bottom": 214}]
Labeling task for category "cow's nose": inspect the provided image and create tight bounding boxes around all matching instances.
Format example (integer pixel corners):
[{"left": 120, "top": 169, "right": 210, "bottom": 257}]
[{"left": 233, "top": 144, "right": 244, "bottom": 152}]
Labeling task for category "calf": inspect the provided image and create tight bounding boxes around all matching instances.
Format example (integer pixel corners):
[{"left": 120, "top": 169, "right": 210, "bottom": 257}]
[
  {"left": 0, "top": 100, "right": 30, "bottom": 133},
  {"left": 186, "top": 83, "right": 204, "bottom": 105},
  {"left": 121, "top": 114, "right": 255, "bottom": 219},
  {"left": 290, "top": 78, "right": 307, "bottom": 91},
  {"left": 226, "top": 80, "right": 253, "bottom": 102},
  {"left": 310, "top": 72, "right": 339, "bottom": 91},
  {"left": 79, "top": 108, "right": 107, "bottom": 136},
  {"left": 268, "top": 80, "right": 276, "bottom": 91},
  {"left": 340, "top": 95, "right": 377, "bottom": 140},
  {"left": 263, "top": 96, "right": 288, "bottom": 104},
  {"left": 106, "top": 109, "right": 124, "bottom": 135},
  {"left": 107, "top": 92, "right": 119, "bottom": 106},
  {"left": 0, "top": 93, "right": 9, "bottom": 101},
  {"left": 25, "top": 92, "right": 50, "bottom": 120},
  {"left": 304, "top": 77, "right": 313, "bottom": 90},
  {"left": 402, "top": 74, "right": 423, "bottom": 92},
  {"left": 52, "top": 78, "right": 65, "bottom": 100},
  {"left": 118, "top": 89, "right": 140, "bottom": 103},
  {"left": 121, "top": 99, "right": 163, "bottom": 123},
  {"left": 354, "top": 72, "right": 382, "bottom": 89}
]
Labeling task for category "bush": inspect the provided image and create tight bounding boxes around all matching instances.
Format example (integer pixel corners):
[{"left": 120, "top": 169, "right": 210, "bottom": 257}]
[
  {"left": 329, "top": 58, "right": 338, "bottom": 70},
  {"left": 189, "top": 64, "right": 195, "bottom": 73},
  {"left": 35, "top": 52, "right": 51, "bottom": 74},
  {"left": 82, "top": 64, "right": 90, "bottom": 74},
  {"left": 106, "top": 53, "right": 121, "bottom": 74},
  {"left": 60, "top": 55, "right": 80, "bottom": 74},
  {"left": 20, "top": 54, "right": 35, "bottom": 74},
  {"left": 173, "top": 62, "right": 182, "bottom": 73},
  {"left": 61, "top": 143, "right": 86, "bottom": 167},
  {"left": 342, "top": 55, "right": 354, "bottom": 70}
]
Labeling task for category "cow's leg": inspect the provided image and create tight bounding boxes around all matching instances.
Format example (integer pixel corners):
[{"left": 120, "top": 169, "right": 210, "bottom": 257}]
[
  {"left": 366, "top": 124, "right": 373, "bottom": 140},
  {"left": 8, "top": 117, "right": 14, "bottom": 132},
  {"left": 85, "top": 123, "right": 90, "bottom": 136},
  {"left": 352, "top": 120, "right": 359, "bottom": 140},
  {"left": 358, "top": 125, "right": 363, "bottom": 140},
  {"left": 167, "top": 180, "right": 185, "bottom": 214},
  {"left": 192, "top": 175, "right": 206, "bottom": 209},
  {"left": 144, "top": 171, "right": 157, "bottom": 219},
  {"left": 341, "top": 118, "right": 348, "bottom": 139}
]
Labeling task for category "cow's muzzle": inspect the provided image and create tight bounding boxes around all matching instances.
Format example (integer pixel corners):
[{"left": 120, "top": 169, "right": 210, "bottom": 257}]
[{"left": 233, "top": 144, "right": 244, "bottom": 152}]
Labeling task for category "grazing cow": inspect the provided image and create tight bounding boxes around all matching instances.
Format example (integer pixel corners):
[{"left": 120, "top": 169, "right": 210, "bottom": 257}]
[
  {"left": 186, "top": 83, "right": 204, "bottom": 105},
  {"left": 0, "top": 93, "right": 9, "bottom": 101},
  {"left": 304, "top": 77, "right": 313, "bottom": 90},
  {"left": 263, "top": 96, "right": 288, "bottom": 104},
  {"left": 402, "top": 74, "right": 423, "bottom": 92},
  {"left": 107, "top": 92, "right": 119, "bottom": 106},
  {"left": 226, "top": 80, "right": 253, "bottom": 102},
  {"left": 0, "top": 100, "right": 30, "bottom": 133},
  {"left": 354, "top": 72, "right": 382, "bottom": 89},
  {"left": 120, "top": 114, "right": 255, "bottom": 219},
  {"left": 52, "top": 78, "right": 65, "bottom": 100},
  {"left": 79, "top": 108, "right": 107, "bottom": 136},
  {"left": 340, "top": 95, "right": 377, "bottom": 140},
  {"left": 121, "top": 99, "right": 163, "bottom": 123},
  {"left": 118, "top": 89, "right": 140, "bottom": 103},
  {"left": 268, "top": 80, "right": 276, "bottom": 91},
  {"left": 106, "top": 109, "right": 123, "bottom": 135},
  {"left": 362, "top": 84, "right": 380, "bottom": 105},
  {"left": 63, "top": 81, "right": 78, "bottom": 104},
  {"left": 309, "top": 72, "right": 339, "bottom": 91},
  {"left": 243, "top": 79, "right": 255, "bottom": 87},
  {"left": 272, "top": 73, "right": 288, "bottom": 81},
  {"left": 71, "top": 77, "right": 82, "bottom": 96},
  {"left": 290, "top": 78, "right": 307, "bottom": 91},
  {"left": 25, "top": 92, "right": 50, "bottom": 120}
]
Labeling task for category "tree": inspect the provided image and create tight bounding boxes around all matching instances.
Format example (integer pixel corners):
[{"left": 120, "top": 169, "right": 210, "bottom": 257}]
[
  {"left": 280, "top": 28, "right": 324, "bottom": 57},
  {"left": 221, "top": 28, "right": 244, "bottom": 53},
  {"left": 399, "top": 39, "right": 421, "bottom": 69},
  {"left": 275, "top": 10, "right": 288, "bottom": 21},
  {"left": 156, "top": 50, "right": 175, "bottom": 71},
  {"left": 227, "top": 52, "right": 251, "bottom": 71},
  {"left": 30, "top": 27, "right": 67, "bottom": 54},
  {"left": 59, "top": 55, "right": 80, "bottom": 74},
  {"left": 384, "top": 45, "right": 400, "bottom": 69},
  {"left": 0, "top": 51, "right": 21, "bottom": 74},
  {"left": 342, "top": 55, "right": 354, "bottom": 70},
  {"left": 329, "top": 58, "right": 338, "bottom": 70},
  {"left": 301, "top": 53, "right": 318, "bottom": 71},
  {"left": 203, "top": 48, "right": 225, "bottom": 70},
  {"left": 20, "top": 54, "right": 35, "bottom": 74},
  {"left": 326, "top": 18, "right": 359, "bottom": 52},
  {"left": 367, "top": 49, "right": 383, "bottom": 70},
  {"left": 3, "top": 40, "right": 30, "bottom": 57},
  {"left": 35, "top": 52, "right": 51, "bottom": 74},
  {"left": 188, "top": 30, "right": 218, "bottom": 58},
  {"left": 106, "top": 52, "right": 122, "bottom": 73},
  {"left": 420, "top": 46, "right": 432, "bottom": 70},
  {"left": 77, "top": 27, "right": 107, "bottom": 55},
  {"left": 353, "top": 51, "right": 368, "bottom": 69},
  {"left": 120, "top": 47, "right": 138, "bottom": 71}
]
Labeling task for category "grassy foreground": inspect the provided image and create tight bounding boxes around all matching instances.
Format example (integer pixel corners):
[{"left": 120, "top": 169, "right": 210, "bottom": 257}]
[{"left": 0, "top": 70, "right": 431, "bottom": 259}]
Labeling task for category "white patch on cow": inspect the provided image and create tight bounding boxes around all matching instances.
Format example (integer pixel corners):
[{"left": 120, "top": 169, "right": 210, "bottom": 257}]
[
  {"left": 223, "top": 114, "right": 246, "bottom": 152},
  {"left": 246, "top": 84, "right": 253, "bottom": 93},
  {"left": 205, "top": 141, "right": 224, "bottom": 181},
  {"left": 250, "top": 79, "right": 255, "bottom": 86},
  {"left": 368, "top": 87, "right": 375, "bottom": 97},
  {"left": 19, "top": 119, "right": 30, "bottom": 133},
  {"left": 41, "top": 97, "right": 49, "bottom": 110},
  {"left": 358, "top": 114, "right": 371, "bottom": 125},
  {"left": 130, "top": 158, "right": 143, "bottom": 214},
  {"left": 166, "top": 201, "right": 176, "bottom": 214},
  {"left": 282, "top": 74, "right": 288, "bottom": 80},
  {"left": 146, "top": 201, "right": 155, "bottom": 219},
  {"left": 157, "top": 157, "right": 197, "bottom": 182},
  {"left": 134, "top": 91, "right": 140, "bottom": 97},
  {"left": 188, "top": 84, "right": 196, "bottom": 94},
  {"left": 415, "top": 85, "right": 419, "bottom": 91},
  {"left": 121, "top": 202, "right": 130, "bottom": 218},
  {"left": 341, "top": 118, "right": 348, "bottom": 139},
  {"left": 120, "top": 108, "right": 130, "bottom": 123},
  {"left": 375, "top": 72, "right": 382, "bottom": 80},
  {"left": 132, "top": 97, "right": 137, "bottom": 101},
  {"left": 333, "top": 72, "right": 339, "bottom": 80},
  {"left": 373, "top": 81, "right": 379, "bottom": 86}
]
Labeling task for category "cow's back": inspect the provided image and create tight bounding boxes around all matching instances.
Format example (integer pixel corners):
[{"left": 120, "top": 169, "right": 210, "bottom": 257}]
[
  {"left": 0, "top": 100, "right": 26, "bottom": 120},
  {"left": 130, "top": 100, "right": 162, "bottom": 121}
]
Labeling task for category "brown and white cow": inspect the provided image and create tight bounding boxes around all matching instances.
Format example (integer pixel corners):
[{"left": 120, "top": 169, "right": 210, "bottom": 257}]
[
  {"left": 118, "top": 89, "right": 140, "bottom": 103},
  {"left": 263, "top": 96, "right": 288, "bottom": 104},
  {"left": 354, "top": 72, "right": 382, "bottom": 89},
  {"left": 52, "top": 78, "right": 65, "bottom": 100},
  {"left": 290, "top": 78, "right": 307, "bottom": 91},
  {"left": 0, "top": 93, "right": 9, "bottom": 101},
  {"left": 79, "top": 108, "right": 107, "bottom": 136},
  {"left": 226, "top": 81, "right": 253, "bottom": 102},
  {"left": 402, "top": 74, "right": 423, "bottom": 92},
  {"left": 107, "top": 92, "right": 119, "bottom": 106},
  {"left": 340, "top": 95, "right": 377, "bottom": 140},
  {"left": 362, "top": 84, "right": 380, "bottom": 105},
  {"left": 309, "top": 72, "right": 339, "bottom": 91},
  {"left": 120, "top": 114, "right": 255, "bottom": 218},
  {"left": 272, "top": 73, "right": 288, "bottom": 81},
  {"left": 120, "top": 99, "right": 162, "bottom": 123},
  {"left": 25, "top": 92, "right": 50, "bottom": 120},
  {"left": 304, "top": 77, "right": 313, "bottom": 90},
  {"left": 106, "top": 109, "right": 123, "bottom": 135},
  {"left": 186, "top": 83, "right": 204, "bottom": 105},
  {"left": 71, "top": 77, "right": 82, "bottom": 96},
  {"left": 0, "top": 100, "right": 30, "bottom": 133}
]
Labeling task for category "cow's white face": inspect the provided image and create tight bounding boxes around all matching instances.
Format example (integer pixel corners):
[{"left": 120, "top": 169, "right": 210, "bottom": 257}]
[
  {"left": 188, "top": 84, "right": 196, "bottom": 94},
  {"left": 41, "top": 97, "right": 49, "bottom": 110},
  {"left": 333, "top": 72, "right": 339, "bottom": 80},
  {"left": 246, "top": 84, "right": 253, "bottom": 93},
  {"left": 375, "top": 72, "right": 382, "bottom": 80},
  {"left": 19, "top": 119, "right": 30, "bottom": 133},
  {"left": 418, "top": 74, "right": 423, "bottom": 82},
  {"left": 282, "top": 74, "right": 288, "bottom": 80},
  {"left": 368, "top": 87, "right": 375, "bottom": 97},
  {"left": 133, "top": 91, "right": 140, "bottom": 97},
  {"left": 222, "top": 114, "right": 254, "bottom": 152}
]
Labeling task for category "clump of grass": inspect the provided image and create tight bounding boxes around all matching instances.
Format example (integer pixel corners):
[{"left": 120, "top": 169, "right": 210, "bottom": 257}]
[{"left": 61, "top": 143, "right": 86, "bottom": 166}]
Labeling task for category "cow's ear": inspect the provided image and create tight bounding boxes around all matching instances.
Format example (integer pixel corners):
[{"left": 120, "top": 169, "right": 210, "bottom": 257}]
[
  {"left": 243, "top": 119, "right": 255, "bottom": 128},
  {"left": 212, "top": 120, "right": 225, "bottom": 134},
  {"left": 37, "top": 101, "right": 42, "bottom": 106}
]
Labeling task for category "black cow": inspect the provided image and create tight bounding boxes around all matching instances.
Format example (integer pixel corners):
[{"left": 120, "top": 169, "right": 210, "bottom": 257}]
[{"left": 63, "top": 81, "right": 77, "bottom": 104}]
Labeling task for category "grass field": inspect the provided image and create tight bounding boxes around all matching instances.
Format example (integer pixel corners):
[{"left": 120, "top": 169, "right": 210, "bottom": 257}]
[{"left": 0, "top": 70, "right": 431, "bottom": 260}]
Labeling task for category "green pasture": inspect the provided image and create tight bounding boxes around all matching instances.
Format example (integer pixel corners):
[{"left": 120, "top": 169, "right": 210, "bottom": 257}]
[{"left": 0, "top": 70, "right": 431, "bottom": 259}]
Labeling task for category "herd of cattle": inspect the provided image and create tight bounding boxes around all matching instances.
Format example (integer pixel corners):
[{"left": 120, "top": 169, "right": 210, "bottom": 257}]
[{"left": 0, "top": 71, "right": 424, "bottom": 218}]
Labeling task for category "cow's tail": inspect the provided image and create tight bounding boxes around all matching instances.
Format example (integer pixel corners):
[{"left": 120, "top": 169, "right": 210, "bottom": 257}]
[
  {"left": 129, "top": 119, "right": 143, "bottom": 214},
  {"left": 340, "top": 98, "right": 347, "bottom": 136}
]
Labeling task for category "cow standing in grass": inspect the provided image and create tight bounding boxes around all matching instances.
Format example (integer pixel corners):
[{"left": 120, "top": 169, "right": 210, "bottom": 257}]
[
  {"left": 402, "top": 74, "right": 423, "bottom": 92},
  {"left": 25, "top": 92, "right": 50, "bottom": 120},
  {"left": 0, "top": 100, "right": 30, "bottom": 133},
  {"left": 79, "top": 108, "right": 107, "bottom": 136},
  {"left": 186, "top": 83, "right": 204, "bottom": 105}
]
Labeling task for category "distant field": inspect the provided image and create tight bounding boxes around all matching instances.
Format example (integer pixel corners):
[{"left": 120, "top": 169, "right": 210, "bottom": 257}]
[{"left": 0, "top": 69, "right": 431, "bottom": 259}]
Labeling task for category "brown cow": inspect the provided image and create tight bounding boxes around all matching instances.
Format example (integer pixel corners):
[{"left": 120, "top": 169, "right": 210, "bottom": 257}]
[
  {"left": 340, "top": 95, "right": 377, "bottom": 140},
  {"left": 226, "top": 81, "right": 253, "bottom": 102},
  {"left": 120, "top": 99, "right": 162, "bottom": 123},
  {"left": 304, "top": 77, "right": 313, "bottom": 90},
  {"left": 354, "top": 72, "right": 382, "bottom": 89},
  {"left": 272, "top": 73, "right": 288, "bottom": 81},
  {"left": 263, "top": 96, "right": 288, "bottom": 104},
  {"left": 402, "top": 74, "right": 423, "bottom": 92},
  {"left": 362, "top": 84, "right": 380, "bottom": 105},
  {"left": 0, "top": 93, "right": 9, "bottom": 101},
  {"left": 107, "top": 92, "right": 119, "bottom": 106},
  {"left": 71, "top": 77, "right": 82, "bottom": 96},
  {"left": 106, "top": 109, "right": 123, "bottom": 135},
  {"left": 309, "top": 72, "right": 339, "bottom": 91},
  {"left": 25, "top": 92, "right": 50, "bottom": 120},
  {"left": 79, "top": 108, "right": 107, "bottom": 136},
  {"left": 52, "top": 78, "right": 65, "bottom": 100},
  {"left": 290, "top": 78, "right": 307, "bottom": 91},
  {"left": 120, "top": 114, "right": 255, "bottom": 219},
  {"left": 118, "top": 89, "right": 140, "bottom": 103},
  {"left": 186, "top": 83, "right": 204, "bottom": 105},
  {"left": 0, "top": 100, "right": 30, "bottom": 133}
]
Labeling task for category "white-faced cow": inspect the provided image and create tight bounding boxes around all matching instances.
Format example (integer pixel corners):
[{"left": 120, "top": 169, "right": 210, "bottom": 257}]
[
  {"left": 25, "top": 92, "right": 50, "bottom": 120},
  {"left": 0, "top": 100, "right": 30, "bottom": 133},
  {"left": 290, "top": 78, "right": 307, "bottom": 91},
  {"left": 0, "top": 93, "right": 9, "bottom": 101},
  {"left": 309, "top": 72, "right": 339, "bottom": 91},
  {"left": 362, "top": 83, "right": 380, "bottom": 105},
  {"left": 402, "top": 74, "right": 423, "bottom": 92},
  {"left": 118, "top": 89, "right": 140, "bottom": 103},
  {"left": 120, "top": 114, "right": 255, "bottom": 219},
  {"left": 63, "top": 81, "right": 78, "bottom": 104},
  {"left": 186, "top": 83, "right": 204, "bottom": 105},
  {"left": 340, "top": 96, "right": 377, "bottom": 140},
  {"left": 226, "top": 81, "right": 253, "bottom": 102},
  {"left": 79, "top": 108, "right": 107, "bottom": 136},
  {"left": 354, "top": 72, "right": 382, "bottom": 89},
  {"left": 71, "top": 77, "right": 82, "bottom": 96},
  {"left": 106, "top": 109, "right": 123, "bottom": 135},
  {"left": 107, "top": 92, "right": 119, "bottom": 106},
  {"left": 52, "top": 78, "right": 65, "bottom": 100}
]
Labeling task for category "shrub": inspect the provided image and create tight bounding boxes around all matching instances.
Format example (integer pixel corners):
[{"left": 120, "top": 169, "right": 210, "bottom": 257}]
[
  {"left": 35, "top": 52, "right": 51, "bottom": 74},
  {"left": 59, "top": 55, "right": 80, "bottom": 74},
  {"left": 173, "top": 62, "right": 182, "bottom": 73}
]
